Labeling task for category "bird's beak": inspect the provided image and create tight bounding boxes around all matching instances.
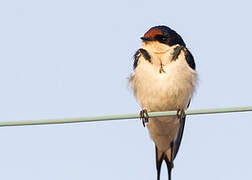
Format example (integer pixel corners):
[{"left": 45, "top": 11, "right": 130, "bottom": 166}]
[{"left": 141, "top": 36, "right": 152, "bottom": 41}]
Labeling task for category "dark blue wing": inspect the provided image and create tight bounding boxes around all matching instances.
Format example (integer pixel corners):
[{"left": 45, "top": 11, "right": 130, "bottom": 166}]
[
  {"left": 185, "top": 48, "right": 196, "bottom": 70},
  {"left": 133, "top": 48, "right": 151, "bottom": 69},
  {"left": 173, "top": 48, "right": 196, "bottom": 160}
]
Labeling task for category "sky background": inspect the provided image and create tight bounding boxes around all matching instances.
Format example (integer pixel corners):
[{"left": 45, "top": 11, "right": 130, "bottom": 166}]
[{"left": 0, "top": 0, "right": 252, "bottom": 180}]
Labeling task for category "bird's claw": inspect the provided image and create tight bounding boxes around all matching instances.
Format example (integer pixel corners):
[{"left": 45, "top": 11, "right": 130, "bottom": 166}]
[
  {"left": 140, "top": 109, "right": 149, "bottom": 127},
  {"left": 176, "top": 109, "right": 185, "bottom": 120}
]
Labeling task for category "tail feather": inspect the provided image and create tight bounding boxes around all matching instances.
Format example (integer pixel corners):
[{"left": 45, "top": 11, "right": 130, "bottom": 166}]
[
  {"left": 155, "top": 146, "right": 164, "bottom": 180},
  {"left": 164, "top": 155, "right": 173, "bottom": 180},
  {"left": 155, "top": 144, "right": 174, "bottom": 180}
]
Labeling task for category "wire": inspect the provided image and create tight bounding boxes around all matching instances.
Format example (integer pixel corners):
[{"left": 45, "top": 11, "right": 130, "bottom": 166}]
[{"left": 0, "top": 106, "right": 251, "bottom": 127}]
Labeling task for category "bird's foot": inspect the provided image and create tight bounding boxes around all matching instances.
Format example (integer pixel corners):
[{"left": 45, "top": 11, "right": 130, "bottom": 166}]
[
  {"left": 176, "top": 109, "right": 185, "bottom": 120},
  {"left": 140, "top": 109, "right": 149, "bottom": 127}
]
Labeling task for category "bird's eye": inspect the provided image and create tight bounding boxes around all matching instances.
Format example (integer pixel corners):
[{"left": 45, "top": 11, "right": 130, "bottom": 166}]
[
  {"left": 161, "top": 37, "right": 167, "bottom": 41},
  {"left": 155, "top": 35, "right": 168, "bottom": 43}
]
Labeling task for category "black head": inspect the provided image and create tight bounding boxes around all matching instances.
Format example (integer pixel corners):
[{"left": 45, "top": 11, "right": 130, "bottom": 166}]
[{"left": 141, "top": 25, "right": 186, "bottom": 47}]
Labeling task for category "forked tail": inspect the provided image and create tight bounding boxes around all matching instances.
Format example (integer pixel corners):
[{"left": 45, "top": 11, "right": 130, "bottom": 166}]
[{"left": 155, "top": 145, "right": 174, "bottom": 180}]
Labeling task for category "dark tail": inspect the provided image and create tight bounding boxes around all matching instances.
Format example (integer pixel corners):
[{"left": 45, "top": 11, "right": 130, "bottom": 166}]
[
  {"left": 155, "top": 145, "right": 174, "bottom": 180},
  {"left": 156, "top": 146, "right": 164, "bottom": 180},
  {"left": 164, "top": 154, "right": 173, "bottom": 180}
]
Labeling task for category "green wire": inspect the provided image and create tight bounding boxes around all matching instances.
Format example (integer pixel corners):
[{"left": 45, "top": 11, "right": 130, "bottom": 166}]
[{"left": 0, "top": 106, "right": 252, "bottom": 127}]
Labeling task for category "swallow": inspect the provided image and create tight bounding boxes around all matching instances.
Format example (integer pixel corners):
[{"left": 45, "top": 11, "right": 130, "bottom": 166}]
[{"left": 129, "top": 25, "right": 197, "bottom": 180}]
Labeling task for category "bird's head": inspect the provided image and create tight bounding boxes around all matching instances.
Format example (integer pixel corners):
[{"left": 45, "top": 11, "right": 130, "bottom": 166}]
[{"left": 141, "top": 25, "right": 186, "bottom": 47}]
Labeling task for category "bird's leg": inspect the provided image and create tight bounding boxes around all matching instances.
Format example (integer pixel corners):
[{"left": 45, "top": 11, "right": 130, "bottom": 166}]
[
  {"left": 176, "top": 109, "right": 185, "bottom": 121},
  {"left": 139, "top": 109, "right": 149, "bottom": 127}
]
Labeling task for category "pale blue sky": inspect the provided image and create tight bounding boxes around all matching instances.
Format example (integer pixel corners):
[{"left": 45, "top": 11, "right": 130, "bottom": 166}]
[{"left": 0, "top": 0, "right": 252, "bottom": 180}]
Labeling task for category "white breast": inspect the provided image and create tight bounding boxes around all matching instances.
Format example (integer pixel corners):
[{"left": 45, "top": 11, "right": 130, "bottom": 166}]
[{"left": 129, "top": 46, "right": 197, "bottom": 112}]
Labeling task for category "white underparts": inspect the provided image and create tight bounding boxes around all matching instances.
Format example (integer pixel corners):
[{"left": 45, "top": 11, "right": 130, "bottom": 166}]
[{"left": 129, "top": 41, "right": 197, "bottom": 151}]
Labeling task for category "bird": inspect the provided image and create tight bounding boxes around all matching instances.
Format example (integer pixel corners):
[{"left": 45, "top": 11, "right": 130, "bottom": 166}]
[{"left": 129, "top": 25, "right": 197, "bottom": 180}]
